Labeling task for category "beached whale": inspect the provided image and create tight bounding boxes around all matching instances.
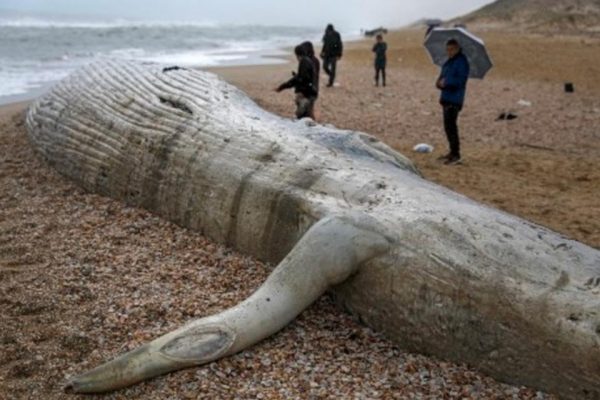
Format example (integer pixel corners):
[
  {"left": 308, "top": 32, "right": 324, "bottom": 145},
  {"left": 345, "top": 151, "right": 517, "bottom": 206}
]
[{"left": 26, "top": 59, "right": 600, "bottom": 399}]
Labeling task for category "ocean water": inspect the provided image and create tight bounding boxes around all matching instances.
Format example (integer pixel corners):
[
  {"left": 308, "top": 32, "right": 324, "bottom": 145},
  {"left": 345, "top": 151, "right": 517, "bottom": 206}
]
[{"left": 0, "top": 14, "right": 325, "bottom": 104}]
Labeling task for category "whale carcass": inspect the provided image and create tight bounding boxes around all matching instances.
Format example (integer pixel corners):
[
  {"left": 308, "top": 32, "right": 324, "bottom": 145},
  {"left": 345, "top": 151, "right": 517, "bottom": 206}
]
[{"left": 25, "top": 60, "right": 600, "bottom": 399}]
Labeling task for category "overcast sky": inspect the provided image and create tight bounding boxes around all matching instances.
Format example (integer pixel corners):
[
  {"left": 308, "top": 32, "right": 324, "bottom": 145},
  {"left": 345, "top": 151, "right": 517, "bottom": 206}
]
[{"left": 1, "top": 0, "right": 495, "bottom": 29}]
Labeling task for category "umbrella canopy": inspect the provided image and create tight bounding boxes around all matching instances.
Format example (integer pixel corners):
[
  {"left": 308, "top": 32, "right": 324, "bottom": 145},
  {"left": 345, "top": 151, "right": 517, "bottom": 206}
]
[{"left": 424, "top": 28, "right": 493, "bottom": 79}]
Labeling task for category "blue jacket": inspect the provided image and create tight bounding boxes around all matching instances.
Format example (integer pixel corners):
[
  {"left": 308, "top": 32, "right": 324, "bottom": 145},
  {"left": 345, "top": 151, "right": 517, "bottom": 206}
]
[{"left": 438, "top": 52, "right": 470, "bottom": 107}]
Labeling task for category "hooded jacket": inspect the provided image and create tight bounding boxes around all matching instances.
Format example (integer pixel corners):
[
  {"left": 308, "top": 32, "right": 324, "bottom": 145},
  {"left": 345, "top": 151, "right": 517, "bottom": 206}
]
[
  {"left": 321, "top": 29, "right": 343, "bottom": 58},
  {"left": 277, "top": 46, "right": 318, "bottom": 98},
  {"left": 301, "top": 41, "right": 320, "bottom": 97}
]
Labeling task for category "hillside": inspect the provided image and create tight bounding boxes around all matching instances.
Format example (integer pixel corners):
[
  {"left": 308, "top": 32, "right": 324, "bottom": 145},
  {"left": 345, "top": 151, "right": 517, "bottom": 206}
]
[{"left": 455, "top": 0, "right": 600, "bottom": 33}]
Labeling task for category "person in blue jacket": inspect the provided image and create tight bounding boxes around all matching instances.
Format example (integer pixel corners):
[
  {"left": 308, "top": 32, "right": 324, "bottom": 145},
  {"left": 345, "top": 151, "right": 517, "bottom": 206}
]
[{"left": 436, "top": 38, "right": 470, "bottom": 165}]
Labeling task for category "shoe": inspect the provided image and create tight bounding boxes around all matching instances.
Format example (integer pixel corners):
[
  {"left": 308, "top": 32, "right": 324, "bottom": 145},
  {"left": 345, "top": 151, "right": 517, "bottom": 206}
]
[
  {"left": 444, "top": 155, "right": 462, "bottom": 165},
  {"left": 437, "top": 153, "right": 451, "bottom": 161}
]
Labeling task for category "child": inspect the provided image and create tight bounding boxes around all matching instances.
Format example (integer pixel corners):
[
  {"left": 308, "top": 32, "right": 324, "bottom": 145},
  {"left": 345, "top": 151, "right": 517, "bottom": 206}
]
[
  {"left": 372, "top": 34, "right": 387, "bottom": 87},
  {"left": 275, "top": 43, "right": 318, "bottom": 119},
  {"left": 301, "top": 41, "right": 320, "bottom": 119}
]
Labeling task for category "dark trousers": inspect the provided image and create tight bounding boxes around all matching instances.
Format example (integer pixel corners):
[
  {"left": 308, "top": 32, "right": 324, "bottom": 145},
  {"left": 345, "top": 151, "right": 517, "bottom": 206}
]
[
  {"left": 322, "top": 57, "right": 338, "bottom": 86},
  {"left": 295, "top": 93, "right": 316, "bottom": 119},
  {"left": 375, "top": 66, "right": 386, "bottom": 86},
  {"left": 442, "top": 103, "right": 461, "bottom": 157}
]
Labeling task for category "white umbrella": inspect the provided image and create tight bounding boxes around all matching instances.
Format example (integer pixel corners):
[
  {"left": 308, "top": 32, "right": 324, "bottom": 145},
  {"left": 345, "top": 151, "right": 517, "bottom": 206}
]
[{"left": 424, "top": 28, "right": 493, "bottom": 79}]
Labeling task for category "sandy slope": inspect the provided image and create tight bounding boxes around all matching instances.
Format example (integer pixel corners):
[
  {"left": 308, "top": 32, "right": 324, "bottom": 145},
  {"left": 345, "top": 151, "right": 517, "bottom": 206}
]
[{"left": 454, "top": 0, "right": 600, "bottom": 34}]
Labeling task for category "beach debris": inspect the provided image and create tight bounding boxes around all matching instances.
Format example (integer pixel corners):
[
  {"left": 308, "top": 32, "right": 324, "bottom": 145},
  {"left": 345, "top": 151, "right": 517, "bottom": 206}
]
[
  {"left": 412, "top": 143, "right": 434, "bottom": 153},
  {"left": 497, "top": 112, "right": 518, "bottom": 121},
  {"left": 564, "top": 82, "right": 575, "bottom": 93},
  {"left": 517, "top": 99, "right": 532, "bottom": 107}
]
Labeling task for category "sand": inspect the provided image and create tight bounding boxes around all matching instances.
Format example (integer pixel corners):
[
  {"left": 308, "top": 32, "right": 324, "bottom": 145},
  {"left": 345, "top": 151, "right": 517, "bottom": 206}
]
[
  {"left": 1, "top": 29, "right": 598, "bottom": 399},
  {"left": 213, "top": 31, "right": 600, "bottom": 248}
]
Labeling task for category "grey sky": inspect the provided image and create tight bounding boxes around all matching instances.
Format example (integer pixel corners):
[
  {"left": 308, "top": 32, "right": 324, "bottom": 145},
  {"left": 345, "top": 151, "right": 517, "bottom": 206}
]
[{"left": 0, "top": 0, "right": 495, "bottom": 29}]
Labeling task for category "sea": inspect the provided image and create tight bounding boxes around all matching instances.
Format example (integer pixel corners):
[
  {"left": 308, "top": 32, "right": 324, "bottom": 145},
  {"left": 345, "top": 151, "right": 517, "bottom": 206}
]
[{"left": 0, "top": 12, "right": 335, "bottom": 105}]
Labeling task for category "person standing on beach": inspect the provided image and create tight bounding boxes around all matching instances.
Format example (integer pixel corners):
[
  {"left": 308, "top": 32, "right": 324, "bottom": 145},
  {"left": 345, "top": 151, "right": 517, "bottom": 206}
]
[
  {"left": 320, "top": 24, "right": 343, "bottom": 87},
  {"left": 436, "top": 38, "right": 470, "bottom": 165},
  {"left": 275, "top": 43, "right": 318, "bottom": 119},
  {"left": 372, "top": 34, "right": 387, "bottom": 87}
]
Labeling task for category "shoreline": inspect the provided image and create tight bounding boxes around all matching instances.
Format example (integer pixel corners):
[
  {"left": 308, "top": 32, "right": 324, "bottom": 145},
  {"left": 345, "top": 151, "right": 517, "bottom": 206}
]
[
  {"left": 0, "top": 57, "right": 294, "bottom": 109},
  {"left": 4, "top": 26, "right": 600, "bottom": 106},
  {"left": 0, "top": 29, "right": 406, "bottom": 108},
  {"left": 0, "top": 31, "right": 365, "bottom": 107},
  {"left": 0, "top": 49, "right": 294, "bottom": 107}
]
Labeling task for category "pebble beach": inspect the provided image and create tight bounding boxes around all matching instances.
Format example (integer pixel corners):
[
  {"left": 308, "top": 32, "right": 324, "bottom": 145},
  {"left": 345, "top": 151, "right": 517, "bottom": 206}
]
[{"left": 1, "top": 28, "right": 599, "bottom": 399}]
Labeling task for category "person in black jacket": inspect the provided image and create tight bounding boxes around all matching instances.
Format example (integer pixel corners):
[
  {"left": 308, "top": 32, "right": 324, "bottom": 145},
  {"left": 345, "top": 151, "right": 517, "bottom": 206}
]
[
  {"left": 276, "top": 44, "right": 318, "bottom": 119},
  {"left": 301, "top": 41, "right": 320, "bottom": 99},
  {"left": 372, "top": 34, "right": 387, "bottom": 87},
  {"left": 320, "top": 24, "right": 343, "bottom": 87}
]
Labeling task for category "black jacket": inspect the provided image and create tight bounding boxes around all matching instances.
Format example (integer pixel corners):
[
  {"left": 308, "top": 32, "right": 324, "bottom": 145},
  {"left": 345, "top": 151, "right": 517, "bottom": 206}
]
[
  {"left": 372, "top": 42, "right": 387, "bottom": 68},
  {"left": 321, "top": 30, "right": 343, "bottom": 58},
  {"left": 309, "top": 55, "right": 320, "bottom": 96},
  {"left": 278, "top": 56, "right": 318, "bottom": 98},
  {"left": 300, "top": 41, "right": 320, "bottom": 97}
]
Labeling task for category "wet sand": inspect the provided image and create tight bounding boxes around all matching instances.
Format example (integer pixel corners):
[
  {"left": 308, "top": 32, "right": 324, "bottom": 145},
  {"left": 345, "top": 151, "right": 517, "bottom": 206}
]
[{"left": 1, "top": 29, "right": 599, "bottom": 399}]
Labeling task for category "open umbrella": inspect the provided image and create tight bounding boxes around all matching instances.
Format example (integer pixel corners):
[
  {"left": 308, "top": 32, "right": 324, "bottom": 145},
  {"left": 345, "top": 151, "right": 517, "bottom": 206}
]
[{"left": 424, "top": 27, "right": 492, "bottom": 79}]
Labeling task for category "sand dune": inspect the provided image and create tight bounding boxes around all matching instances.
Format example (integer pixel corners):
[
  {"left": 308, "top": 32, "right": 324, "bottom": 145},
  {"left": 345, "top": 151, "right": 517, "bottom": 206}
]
[{"left": 455, "top": 0, "right": 600, "bottom": 33}]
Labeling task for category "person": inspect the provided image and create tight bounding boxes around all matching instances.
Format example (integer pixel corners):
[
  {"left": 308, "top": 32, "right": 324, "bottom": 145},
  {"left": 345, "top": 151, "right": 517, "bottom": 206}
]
[
  {"left": 436, "top": 38, "right": 470, "bottom": 165},
  {"left": 372, "top": 34, "right": 387, "bottom": 87},
  {"left": 320, "top": 24, "right": 343, "bottom": 87},
  {"left": 299, "top": 41, "right": 320, "bottom": 119},
  {"left": 275, "top": 43, "right": 318, "bottom": 119}
]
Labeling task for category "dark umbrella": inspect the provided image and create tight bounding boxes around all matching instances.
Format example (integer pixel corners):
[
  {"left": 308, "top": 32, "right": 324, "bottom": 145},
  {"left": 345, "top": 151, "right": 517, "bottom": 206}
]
[{"left": 424, "top": 27, "right": 493, "bottom": 79}]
